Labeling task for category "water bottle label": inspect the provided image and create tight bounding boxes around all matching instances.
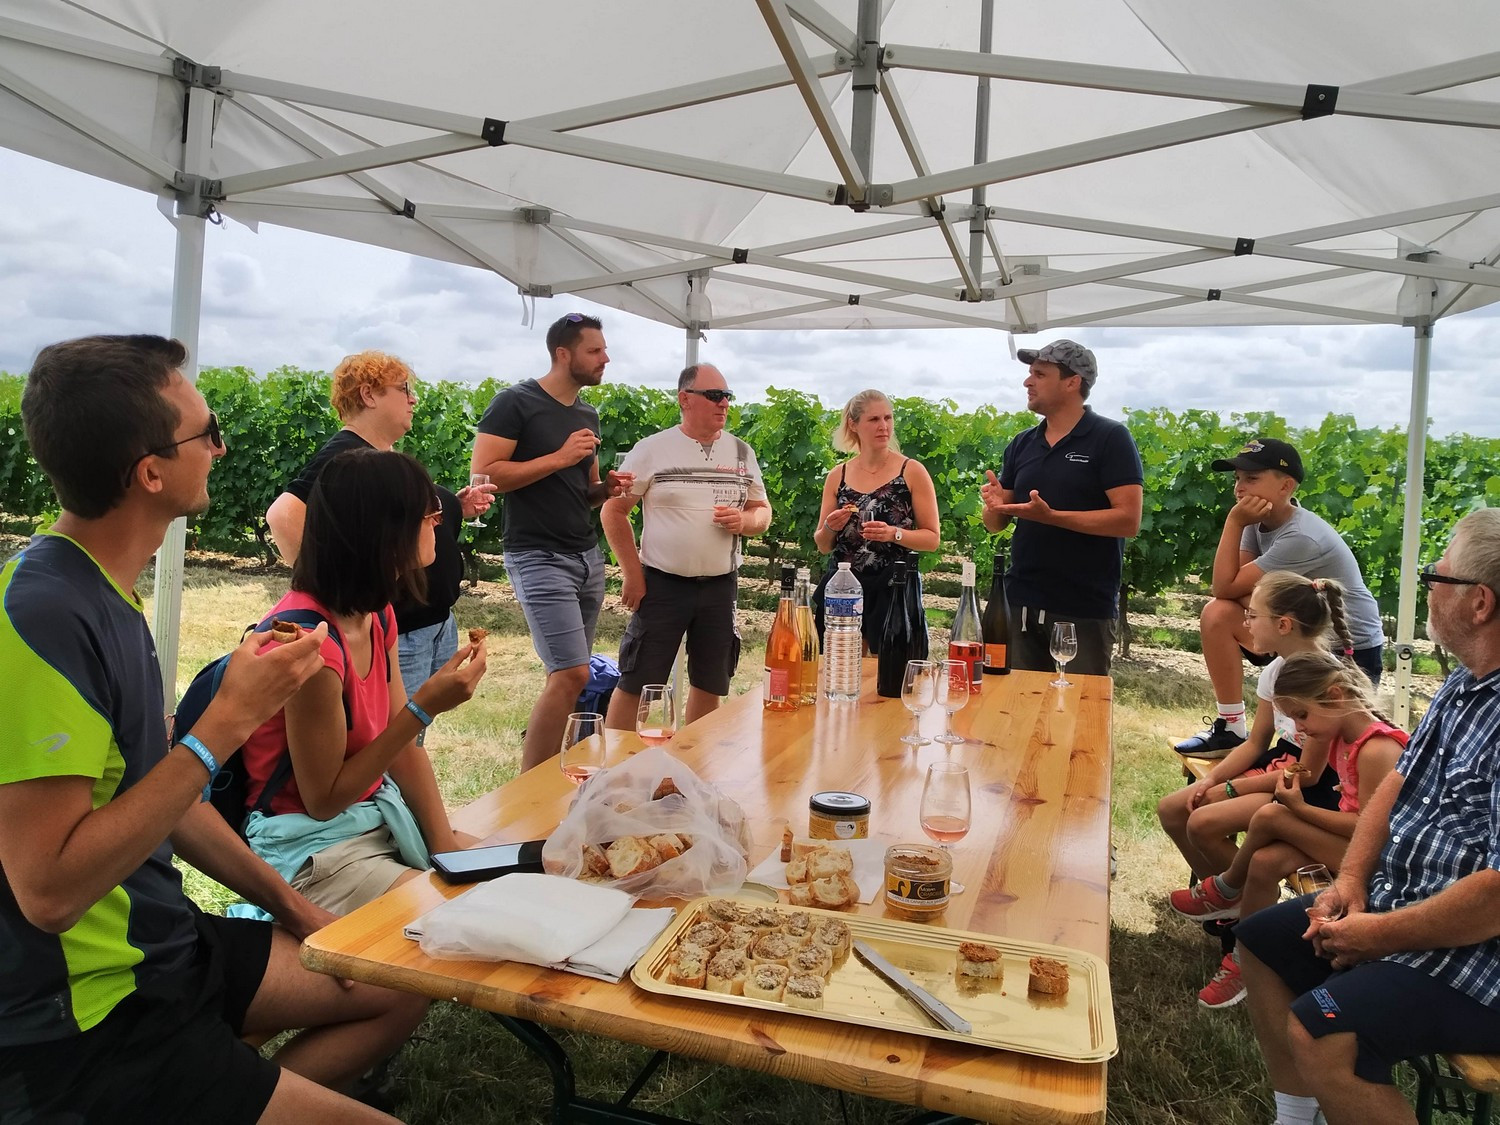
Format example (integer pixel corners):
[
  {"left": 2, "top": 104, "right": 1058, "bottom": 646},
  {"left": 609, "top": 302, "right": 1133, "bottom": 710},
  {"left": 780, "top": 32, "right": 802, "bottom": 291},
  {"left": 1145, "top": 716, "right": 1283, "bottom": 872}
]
[{"left": 826, "top": 596, "right": 862, "bottom": 617}]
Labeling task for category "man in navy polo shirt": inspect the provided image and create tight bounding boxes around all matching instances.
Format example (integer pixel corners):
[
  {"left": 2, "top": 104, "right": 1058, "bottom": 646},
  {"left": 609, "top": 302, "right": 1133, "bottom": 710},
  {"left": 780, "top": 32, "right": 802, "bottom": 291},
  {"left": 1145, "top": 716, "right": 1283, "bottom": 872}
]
[{"left": 981, "top": 340, "right": 1143, "bottom": 675}]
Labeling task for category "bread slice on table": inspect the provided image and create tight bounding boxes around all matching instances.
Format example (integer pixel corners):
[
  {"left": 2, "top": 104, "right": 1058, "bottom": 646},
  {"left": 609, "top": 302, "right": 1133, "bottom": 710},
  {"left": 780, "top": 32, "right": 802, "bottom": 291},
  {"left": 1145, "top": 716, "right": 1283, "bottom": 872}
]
[
  {"left": 749, "top": 930, "right": 796, "bottom": 967},
  {"left": 703, "top": 899, "right": 744, "bottom": 926},
  {"left": 742, "top": 962, "right": 789, "bottom": 1002},
  {"left": 956, "top": 941, "right": 1003, "bottom": 980},
  {"left": 720, "top": 923, "right": 756, "bottom": 952},
  {"left": 784, "top": 973, "right": 825, "bottom": 1010},
  {"left": 1028, "top": 955, "right": 1069, "bottom": 996},
  {"left": 807, "top": 846, "right": 853, "bottom": 880},
  {"left": 786, "top": 883, "right": 813, "bottom": 908},
  {"left": 683, "top": 921, "right": 726, "bottom": 954},
  {"left": 580, "top": 843, "right": 611, "bottom": 878},
  {"left": 784, "top": 856, "right": 810, "bottom": 885},
  {"left": 812, "top": 919, "right": 852, "bottom": 962},
  {"left": 606, "top": 836, "right": 661, "bottom": 879},
  {"left": 648, "top": 833, "right": 684, "bottom": 861},
  {"left": 706, "top": 950, "right": 751, "bottom": 995},
  {"left": 809, "top": 872, "right": 859, "bottom": 910},
  {"left": 667, "top": 946, "right": 708, "bottom": 989},
  {"left": 789, "top": 943, "right": 833, "bottom": 980}
]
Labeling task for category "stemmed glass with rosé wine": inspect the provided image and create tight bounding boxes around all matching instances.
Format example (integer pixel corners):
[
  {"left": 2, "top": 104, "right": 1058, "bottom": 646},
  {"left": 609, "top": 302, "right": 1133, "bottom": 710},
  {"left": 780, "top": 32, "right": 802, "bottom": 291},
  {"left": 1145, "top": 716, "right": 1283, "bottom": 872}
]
[
  {"left": 636, "top": 684, "right": 676, "bottom": 747},
  {"left": 559, "top": 712, "right": 606, "bottom": 785},
  {"left": 920, "top": 761, "right": 971, "bottom": 894}
]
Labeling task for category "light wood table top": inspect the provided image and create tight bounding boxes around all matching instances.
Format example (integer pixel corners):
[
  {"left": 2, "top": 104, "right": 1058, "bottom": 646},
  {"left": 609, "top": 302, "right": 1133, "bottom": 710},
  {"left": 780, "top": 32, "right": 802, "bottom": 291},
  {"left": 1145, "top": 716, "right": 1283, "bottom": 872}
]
[{"left": 302, "top": 664, "right": 1114, "bottom": 1124}]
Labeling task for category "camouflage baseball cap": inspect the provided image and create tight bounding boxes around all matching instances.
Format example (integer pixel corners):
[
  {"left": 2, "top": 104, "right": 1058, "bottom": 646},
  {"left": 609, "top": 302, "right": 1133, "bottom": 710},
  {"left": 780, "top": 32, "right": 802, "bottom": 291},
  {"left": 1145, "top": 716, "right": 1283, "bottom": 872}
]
[{"left": 1015, "top": 339, "right": 1098, "bottom": 387}]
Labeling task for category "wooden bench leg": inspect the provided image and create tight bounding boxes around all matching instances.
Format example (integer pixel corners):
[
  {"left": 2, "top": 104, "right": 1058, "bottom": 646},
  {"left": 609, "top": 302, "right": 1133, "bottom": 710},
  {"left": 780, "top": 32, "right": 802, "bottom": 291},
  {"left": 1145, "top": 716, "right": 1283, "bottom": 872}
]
[{"left": 1412, "top": 1055, "right": 1496, "bottom": 1125}]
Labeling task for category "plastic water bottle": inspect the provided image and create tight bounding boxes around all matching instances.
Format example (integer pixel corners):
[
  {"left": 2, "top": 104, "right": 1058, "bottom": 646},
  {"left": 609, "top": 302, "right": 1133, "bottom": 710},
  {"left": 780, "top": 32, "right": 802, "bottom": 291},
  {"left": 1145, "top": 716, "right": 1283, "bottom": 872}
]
[{"left": 823, "top": 562, "right": 863, "bottom": 702}]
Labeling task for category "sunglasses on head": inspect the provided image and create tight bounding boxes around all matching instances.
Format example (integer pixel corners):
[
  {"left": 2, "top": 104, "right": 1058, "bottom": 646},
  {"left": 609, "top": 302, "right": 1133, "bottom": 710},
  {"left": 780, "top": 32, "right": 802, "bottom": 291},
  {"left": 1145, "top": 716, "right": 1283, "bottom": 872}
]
[
  {"left": 425, "top": 493, "right": 444, "bottom": 523},
  {"left": 684, "top": 388, "right": 735, "bottom": 404},
  {"left": 123, "top": 411, "right": 224, "bottom": 487}
]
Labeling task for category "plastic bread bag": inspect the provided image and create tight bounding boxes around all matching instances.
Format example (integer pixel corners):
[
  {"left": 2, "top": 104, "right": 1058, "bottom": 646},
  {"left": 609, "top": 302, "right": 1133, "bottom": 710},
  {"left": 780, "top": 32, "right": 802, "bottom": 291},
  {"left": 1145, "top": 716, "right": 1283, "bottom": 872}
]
[{"left": 541, "top": 746, "right": 751, "bottom": 898}]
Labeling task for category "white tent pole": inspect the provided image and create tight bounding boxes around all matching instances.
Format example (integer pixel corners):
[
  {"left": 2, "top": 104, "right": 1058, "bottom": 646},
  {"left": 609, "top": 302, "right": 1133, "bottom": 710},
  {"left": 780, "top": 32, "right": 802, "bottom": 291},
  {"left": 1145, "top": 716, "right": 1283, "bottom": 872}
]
[
  {"left": 1392, "top": 320, "right": 1434, "bottom": 729},
  {"left": 153, "top": 82, "right": 214, "bottom": 702},
  {"left": 849, "top": 0, "right": 881, "bottom": 180},
  {"left": 967, "top": 0, "right": 994, "bottom": 287}
]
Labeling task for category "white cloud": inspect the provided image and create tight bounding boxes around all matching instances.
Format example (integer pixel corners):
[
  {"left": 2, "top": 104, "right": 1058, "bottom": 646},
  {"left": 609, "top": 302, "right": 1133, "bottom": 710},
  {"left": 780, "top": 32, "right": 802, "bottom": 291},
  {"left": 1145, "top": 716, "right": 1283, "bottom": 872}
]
[{"left": 2, "top": 148, "right": 1497, "bottom": 439}]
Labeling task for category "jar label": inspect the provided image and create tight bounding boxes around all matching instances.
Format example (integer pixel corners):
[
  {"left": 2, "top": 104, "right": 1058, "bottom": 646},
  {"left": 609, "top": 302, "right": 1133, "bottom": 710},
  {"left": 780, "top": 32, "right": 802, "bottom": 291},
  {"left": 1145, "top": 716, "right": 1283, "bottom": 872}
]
[{"left": 885, "top": 873, "right": 949, "bottom": 905}]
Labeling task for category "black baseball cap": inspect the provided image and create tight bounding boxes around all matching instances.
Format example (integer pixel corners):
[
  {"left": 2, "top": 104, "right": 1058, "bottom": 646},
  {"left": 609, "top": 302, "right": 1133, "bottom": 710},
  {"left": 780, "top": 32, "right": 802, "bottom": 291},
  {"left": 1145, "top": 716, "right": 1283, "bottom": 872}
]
[{"left": 1211, "top": 437, "right": 1304, "bottom": 482}]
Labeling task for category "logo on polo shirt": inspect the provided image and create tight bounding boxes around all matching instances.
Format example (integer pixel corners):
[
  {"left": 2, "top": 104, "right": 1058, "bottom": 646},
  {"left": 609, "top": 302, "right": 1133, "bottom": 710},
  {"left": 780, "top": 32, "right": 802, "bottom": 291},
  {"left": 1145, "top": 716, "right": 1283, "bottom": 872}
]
[{"left": 1064, "top": 452, "right": 1091, "bottom": 464}]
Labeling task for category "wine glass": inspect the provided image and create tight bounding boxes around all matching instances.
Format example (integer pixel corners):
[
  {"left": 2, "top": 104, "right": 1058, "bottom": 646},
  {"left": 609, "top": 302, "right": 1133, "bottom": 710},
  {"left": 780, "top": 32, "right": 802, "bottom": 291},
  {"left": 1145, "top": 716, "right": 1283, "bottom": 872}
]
[
  {"left": 1050, "top": 620, "right": 1078, "bottom": 688},
  {"left": 933, "top": 658, "right": 970, "bottom": 745},
  {"left": 899, "top": 660, "right": 936, "bottom": 746},
  {"left": 468, "top": 472, "right": 490, "bottom": 527},
  {"left": 1298, "top": 863, "right": 1347, "bottom": 923},
  {"left": 559, "top": 711, "right": 606, "bottom": 785},
  {"left": 920, "top": 762, "right": 971, "bottom": 895},
  {"left": 636, "top": 684, "right": 676, "bottom": 747}
]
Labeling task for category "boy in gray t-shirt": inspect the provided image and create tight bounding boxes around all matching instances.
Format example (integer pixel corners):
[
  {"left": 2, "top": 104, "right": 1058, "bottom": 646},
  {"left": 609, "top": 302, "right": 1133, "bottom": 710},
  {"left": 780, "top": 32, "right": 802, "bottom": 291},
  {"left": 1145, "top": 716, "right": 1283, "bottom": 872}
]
[{"left": 1175, "top": 438, "right": 1385, "bottom": 757}]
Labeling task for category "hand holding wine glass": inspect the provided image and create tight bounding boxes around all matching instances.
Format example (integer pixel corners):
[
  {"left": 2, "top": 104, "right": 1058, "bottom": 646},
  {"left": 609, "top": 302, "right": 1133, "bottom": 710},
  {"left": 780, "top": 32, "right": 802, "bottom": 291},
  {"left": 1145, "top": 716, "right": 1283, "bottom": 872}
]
[
  {"left": 636, "top": 684, "right": 676, "bottom": 748},
  {"left": 1050, "top": 620, "right": 1078, "bottom": 688},
  {"left": 467, "top": 473, "right": 491, "bottom": 527},
  {"left": 933, "top": 658, "right": 970, "bottom": 745},
  {"left": 920, "top": 762, "right": 971, "bottom": 894},
  {"left": 899, "top": 660, "right": 936, "bottom": 746},
  {"left": 560, "top": 711, "right": 606, "bottom": 785}
]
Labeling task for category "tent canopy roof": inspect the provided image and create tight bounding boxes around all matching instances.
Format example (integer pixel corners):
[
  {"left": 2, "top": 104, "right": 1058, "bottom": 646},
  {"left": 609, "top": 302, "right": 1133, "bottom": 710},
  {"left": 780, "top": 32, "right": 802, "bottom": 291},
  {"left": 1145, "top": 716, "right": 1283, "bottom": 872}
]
[{"left": 3, "top": 0, "right": 1500, "bottom": 334}]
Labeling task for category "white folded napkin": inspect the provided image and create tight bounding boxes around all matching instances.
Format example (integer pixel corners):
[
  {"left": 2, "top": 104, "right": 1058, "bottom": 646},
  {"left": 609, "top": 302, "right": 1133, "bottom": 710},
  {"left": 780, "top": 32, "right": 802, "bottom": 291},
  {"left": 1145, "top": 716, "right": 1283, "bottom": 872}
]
[
  {"left": 410, "top": 873, "right": 634, "bottom": 965},
  {"left": 744, "top": 838, "right": 888, "bottom": 905},
  {"left": 558, "top": 907, "right": 676, "bottom": 982}
]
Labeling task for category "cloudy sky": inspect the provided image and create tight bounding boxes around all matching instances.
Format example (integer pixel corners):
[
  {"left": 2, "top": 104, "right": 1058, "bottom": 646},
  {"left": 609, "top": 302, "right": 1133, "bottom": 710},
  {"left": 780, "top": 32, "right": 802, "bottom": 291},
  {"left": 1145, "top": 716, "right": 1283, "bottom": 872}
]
[{"left": 3, "top": 148, "right": 1497, "bottom": 438}]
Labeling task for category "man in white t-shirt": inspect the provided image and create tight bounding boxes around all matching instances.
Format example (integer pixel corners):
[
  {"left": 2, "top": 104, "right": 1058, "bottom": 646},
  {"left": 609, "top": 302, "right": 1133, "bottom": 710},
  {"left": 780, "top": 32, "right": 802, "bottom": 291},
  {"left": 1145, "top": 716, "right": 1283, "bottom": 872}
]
[{"left": 601, "top": 364, "right": 773, "bottom": 730}]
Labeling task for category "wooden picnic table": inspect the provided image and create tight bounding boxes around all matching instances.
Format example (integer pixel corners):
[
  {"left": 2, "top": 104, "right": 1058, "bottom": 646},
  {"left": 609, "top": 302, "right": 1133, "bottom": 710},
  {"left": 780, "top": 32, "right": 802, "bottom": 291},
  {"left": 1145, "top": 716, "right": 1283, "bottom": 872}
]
[{"left": 302, "top": 663, "right": 1114, "bottom": 1124}]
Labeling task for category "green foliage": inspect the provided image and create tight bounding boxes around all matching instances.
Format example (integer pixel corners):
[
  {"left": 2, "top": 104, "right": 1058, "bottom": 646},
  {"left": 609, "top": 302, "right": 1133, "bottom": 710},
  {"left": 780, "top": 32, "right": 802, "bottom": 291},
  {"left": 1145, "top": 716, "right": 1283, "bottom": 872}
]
[{"left": 3, "top": 367, "right": 1498, "bottom": 623}]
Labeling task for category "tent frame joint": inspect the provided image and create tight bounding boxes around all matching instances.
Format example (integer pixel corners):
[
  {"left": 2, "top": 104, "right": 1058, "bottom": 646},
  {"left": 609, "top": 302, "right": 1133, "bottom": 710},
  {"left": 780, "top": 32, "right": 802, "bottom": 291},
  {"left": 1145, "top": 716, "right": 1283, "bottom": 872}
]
[
  {"left": 520, "top": 283, "right": 553, "bottom": 298},
  {"left": 1234, "top": 237, "right": 1255, "bottom": 256},
  {"left": 172, "top": 172, "right": 222, "bottom": 219},
  {"left": 171, "top": 57, "right": 222, "bottom": 90},
  {"left": 481, "top": 118, "right": 508, "bottom": 146},
  {"left": 1301, "top": 84, "right": 1339, "bottom": 119},
  {"left": 521, "top": 206, "right": 553, "bottom": 224},
  {"left": 1206, "top": 288, "right": 1222, "bottom": 301}
]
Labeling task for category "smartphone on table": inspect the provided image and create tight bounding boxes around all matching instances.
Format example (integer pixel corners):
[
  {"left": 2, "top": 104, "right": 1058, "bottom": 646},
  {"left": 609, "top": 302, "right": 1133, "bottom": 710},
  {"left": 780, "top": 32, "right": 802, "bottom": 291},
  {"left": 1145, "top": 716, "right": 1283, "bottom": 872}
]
[{"left": 430, "top": 839, "right": 547, "bottom": 883}]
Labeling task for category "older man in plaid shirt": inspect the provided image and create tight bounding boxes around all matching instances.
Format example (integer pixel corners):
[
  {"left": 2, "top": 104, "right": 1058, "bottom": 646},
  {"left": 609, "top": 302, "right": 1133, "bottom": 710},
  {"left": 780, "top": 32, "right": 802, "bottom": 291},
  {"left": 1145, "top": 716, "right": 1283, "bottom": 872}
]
[{"left": 1234, "top": 507, "right": 1500, "bottom": 1125}]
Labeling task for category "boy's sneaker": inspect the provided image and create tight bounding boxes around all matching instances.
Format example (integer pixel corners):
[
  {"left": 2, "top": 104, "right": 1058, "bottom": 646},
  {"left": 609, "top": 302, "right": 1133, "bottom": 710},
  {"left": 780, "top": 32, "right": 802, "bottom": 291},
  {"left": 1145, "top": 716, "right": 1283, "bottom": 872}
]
[
  {"left": 1174, "top": 718, "right": 1246, "bottom": 758},
  {"left": 1169, "top": 878, "right": 1242, "bottom": 921},
  {"left": 1198, "top": 953, "right": 1247, "bottom": 1009}
]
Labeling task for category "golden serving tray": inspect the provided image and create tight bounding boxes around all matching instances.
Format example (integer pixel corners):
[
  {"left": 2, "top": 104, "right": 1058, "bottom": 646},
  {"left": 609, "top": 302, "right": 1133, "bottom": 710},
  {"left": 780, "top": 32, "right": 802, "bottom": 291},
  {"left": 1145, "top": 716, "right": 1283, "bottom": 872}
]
[{"left": 630, "top": 897, "right": 1117, "bottom": 1063}]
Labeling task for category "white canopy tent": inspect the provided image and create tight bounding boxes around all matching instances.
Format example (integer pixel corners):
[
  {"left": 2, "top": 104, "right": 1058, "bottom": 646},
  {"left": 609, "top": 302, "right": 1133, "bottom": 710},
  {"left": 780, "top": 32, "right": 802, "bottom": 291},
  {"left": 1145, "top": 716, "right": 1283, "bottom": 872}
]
[{"left": 4, "top": 0, "right": 1500, "bottom": 721}]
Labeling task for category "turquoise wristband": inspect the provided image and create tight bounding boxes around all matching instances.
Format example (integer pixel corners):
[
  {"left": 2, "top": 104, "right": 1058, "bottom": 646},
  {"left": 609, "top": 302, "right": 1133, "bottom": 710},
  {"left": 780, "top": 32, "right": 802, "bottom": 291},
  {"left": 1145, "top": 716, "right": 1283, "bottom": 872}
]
[
  {"left": 177, "top": 733, "right": 219, "bottom": 802},
  {"left": 405, "top": 699, "right": 434, "bottom": 727}
]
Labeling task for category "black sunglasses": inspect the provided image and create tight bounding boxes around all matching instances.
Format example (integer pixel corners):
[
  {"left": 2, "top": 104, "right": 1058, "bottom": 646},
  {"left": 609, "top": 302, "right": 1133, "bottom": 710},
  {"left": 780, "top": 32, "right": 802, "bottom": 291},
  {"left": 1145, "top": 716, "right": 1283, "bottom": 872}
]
[
  {"left": 1419, "top": 562, "right": 1486, "bottom": 590},
  {"left": 684, "top": 388, "right": 735, "bottom": 404},
  {"left": 123, "top": 412, "right": 224, "bottom": 487}
]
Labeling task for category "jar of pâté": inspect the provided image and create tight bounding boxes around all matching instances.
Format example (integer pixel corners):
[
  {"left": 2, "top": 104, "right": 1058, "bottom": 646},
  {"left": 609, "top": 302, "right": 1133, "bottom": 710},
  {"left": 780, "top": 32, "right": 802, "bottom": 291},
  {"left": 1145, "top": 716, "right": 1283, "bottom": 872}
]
[
  {"left": 884, "top": 843, "right": 951, "bottom": 917},
  {"left": 808, "top": 791, "right": 870, "bottom": 840}
]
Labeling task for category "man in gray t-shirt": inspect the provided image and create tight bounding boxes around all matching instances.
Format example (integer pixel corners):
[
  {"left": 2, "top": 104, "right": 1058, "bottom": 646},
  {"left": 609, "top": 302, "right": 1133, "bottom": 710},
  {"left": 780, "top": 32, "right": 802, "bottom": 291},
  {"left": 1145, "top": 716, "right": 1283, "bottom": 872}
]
[{"left": 1175, "top": 437, "right": 1385, "bottom": 756}]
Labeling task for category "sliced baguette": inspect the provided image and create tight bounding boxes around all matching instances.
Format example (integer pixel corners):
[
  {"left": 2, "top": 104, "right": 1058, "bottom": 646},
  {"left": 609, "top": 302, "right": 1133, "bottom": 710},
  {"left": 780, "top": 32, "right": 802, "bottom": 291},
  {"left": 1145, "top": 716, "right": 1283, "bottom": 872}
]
[
  {"left": 1028, "top": 955, "right": 1069, "bottom": 996},
  {"left": 606, "top": 836, "right": 661, "bottom": 879},
  {"left": 742, "top": 962, "right": 789, "bottom": 1002},
  {"left": 784, "top": 973, "right": 825, "bottom": 1010},
  {"left": 956, "top": 941, "right": 1004, "bottom": 980}
]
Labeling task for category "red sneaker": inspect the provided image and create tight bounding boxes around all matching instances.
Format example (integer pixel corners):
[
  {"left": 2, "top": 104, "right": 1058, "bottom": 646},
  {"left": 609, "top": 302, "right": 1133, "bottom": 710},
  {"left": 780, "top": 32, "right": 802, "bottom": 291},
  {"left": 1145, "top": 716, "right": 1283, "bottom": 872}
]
[
  {"left": 1168, "top": 878, "right": 1242, "bottom": 921},
  {"left": 1198, "top": 954, "right": 1247, "bottom": 1009}
]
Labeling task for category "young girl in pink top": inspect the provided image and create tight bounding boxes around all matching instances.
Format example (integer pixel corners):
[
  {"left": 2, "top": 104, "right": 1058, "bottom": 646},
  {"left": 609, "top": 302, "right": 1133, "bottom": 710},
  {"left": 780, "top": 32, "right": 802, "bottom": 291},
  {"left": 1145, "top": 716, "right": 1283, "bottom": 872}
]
[{"left": 1171, "top": 649, "right": 1406, "bottom": 1007}]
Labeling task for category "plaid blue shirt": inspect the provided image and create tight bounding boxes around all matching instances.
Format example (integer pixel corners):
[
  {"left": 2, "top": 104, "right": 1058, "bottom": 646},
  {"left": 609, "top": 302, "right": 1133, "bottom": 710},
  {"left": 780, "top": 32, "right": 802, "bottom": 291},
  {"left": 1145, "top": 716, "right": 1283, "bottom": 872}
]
[{"left": 1368, "top": 666, "right": 1500, "bottom": 1006}]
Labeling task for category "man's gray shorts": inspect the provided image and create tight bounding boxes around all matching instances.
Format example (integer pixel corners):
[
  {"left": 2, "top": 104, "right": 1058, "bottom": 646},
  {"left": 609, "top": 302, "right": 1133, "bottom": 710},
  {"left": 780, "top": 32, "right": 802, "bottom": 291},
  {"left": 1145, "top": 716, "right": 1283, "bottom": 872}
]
[{"left": 504, "top": 547, "right": 606, "bottom": 673}]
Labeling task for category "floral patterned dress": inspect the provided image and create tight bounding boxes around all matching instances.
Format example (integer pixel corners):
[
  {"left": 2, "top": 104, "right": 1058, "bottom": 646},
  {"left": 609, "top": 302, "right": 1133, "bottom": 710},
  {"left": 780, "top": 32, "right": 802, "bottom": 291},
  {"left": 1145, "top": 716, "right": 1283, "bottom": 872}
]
[{"left": 816, "top": 460, "right": 920, "bottom": 650}]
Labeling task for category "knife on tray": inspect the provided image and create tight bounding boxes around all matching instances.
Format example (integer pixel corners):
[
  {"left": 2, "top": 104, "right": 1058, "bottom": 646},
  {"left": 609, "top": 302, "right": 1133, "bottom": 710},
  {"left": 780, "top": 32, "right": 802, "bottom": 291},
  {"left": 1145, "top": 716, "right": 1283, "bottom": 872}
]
[{"left": 852, "top": 940, "right": 972, "bottom": 1034}]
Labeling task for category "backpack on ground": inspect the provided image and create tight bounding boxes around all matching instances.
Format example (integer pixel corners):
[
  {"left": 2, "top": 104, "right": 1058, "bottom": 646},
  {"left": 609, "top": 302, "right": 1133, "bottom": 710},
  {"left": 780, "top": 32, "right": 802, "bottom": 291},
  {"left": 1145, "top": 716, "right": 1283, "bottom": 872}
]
[
  {"left": 172, "top": 608, "right": 350, "bottom": 836},
  {"left": 577, "top": 653, "right": 621, "bottom": 717}
]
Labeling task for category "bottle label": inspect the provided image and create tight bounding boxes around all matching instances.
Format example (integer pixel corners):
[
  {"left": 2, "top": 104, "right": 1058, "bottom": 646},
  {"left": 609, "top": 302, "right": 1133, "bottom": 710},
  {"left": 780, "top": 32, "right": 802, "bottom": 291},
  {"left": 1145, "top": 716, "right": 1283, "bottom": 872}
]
[
  {"left": 984, "top": 642, "right": 1007, "bottom": 668},
  {"left": 763, "top": 667, "right": 790, "bottom": 700},
  {"left": 825, "top": 595, "right": 862, "bottom": 617}
]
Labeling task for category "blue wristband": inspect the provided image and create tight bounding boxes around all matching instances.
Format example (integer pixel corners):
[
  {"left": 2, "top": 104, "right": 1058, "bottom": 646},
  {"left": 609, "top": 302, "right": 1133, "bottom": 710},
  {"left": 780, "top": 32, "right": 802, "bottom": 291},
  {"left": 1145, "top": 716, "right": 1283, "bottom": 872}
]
[
  {"left": 177, "top": 733, "right": 219, "bottom": 802},
  {"left": 405, "top": 699, "right": 434, "bottom": 727}
]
